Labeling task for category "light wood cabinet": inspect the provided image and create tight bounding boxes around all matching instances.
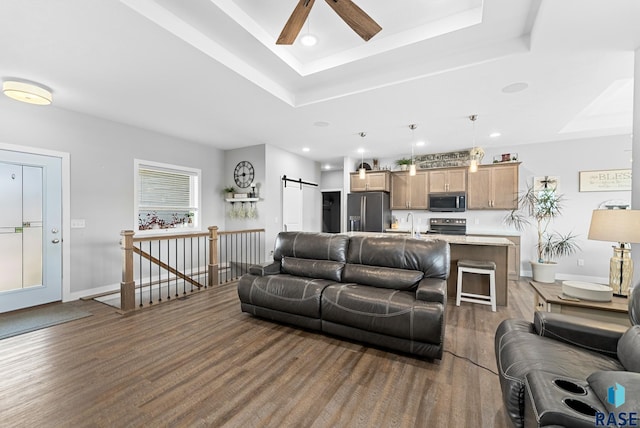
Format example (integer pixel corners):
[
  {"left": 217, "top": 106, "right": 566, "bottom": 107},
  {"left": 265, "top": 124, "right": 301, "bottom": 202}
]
[
  {"left": 468, "top": 234, "right": 521, "bottom": 280},
  {"left": 467, "top": 163, "right": 519, "bottom": 209},
  {"left": 390, "top": 171, "right": 429, "bottom": 209},
  {"left": 429, "top": 168, "right": 466, "bottom": 193},
  {"left": 350, "top": 171, "right": 390, "bottom": 192}
]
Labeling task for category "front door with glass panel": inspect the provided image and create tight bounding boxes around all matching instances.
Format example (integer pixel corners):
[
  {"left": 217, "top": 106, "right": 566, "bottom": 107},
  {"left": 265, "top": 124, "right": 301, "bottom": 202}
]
[{"left": 0, "top": 150, "right": 62, "bottom": 313}]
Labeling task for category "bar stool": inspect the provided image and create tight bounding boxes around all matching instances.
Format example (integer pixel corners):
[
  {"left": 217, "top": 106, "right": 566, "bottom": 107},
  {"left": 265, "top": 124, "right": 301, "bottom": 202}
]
[{"left": 456, "top": 259, "right": 496, "bottom": 312}]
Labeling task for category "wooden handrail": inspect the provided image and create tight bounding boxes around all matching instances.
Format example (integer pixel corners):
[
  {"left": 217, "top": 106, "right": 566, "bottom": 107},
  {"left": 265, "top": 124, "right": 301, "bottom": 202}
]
[
  {"left": 120, "top": 226, "right": 265, "bottom": 313},
  {"left": 133, "top": 231, "right": 208, "bottom": 243},
  {"left": 217, "top": 228, "right": 265, "bottom": 235}
]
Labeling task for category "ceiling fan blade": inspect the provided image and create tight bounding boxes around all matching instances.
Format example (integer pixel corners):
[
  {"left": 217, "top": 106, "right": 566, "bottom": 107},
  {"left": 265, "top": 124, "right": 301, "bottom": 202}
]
[
  {"left": 277, "top": 0, "right": 316, "bottom": 45},
  {"left": 324, "top": 0, "right": 382, "bottom": 41}
]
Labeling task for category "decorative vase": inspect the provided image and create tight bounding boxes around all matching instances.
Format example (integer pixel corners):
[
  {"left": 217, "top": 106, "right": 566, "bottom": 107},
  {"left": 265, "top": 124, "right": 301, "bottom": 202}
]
[
  {"left": 530, "top": 260, "right": 557, "bottom": 283},
  {"left": 400, "top": 164, "right": 408, "bottom": 171}
]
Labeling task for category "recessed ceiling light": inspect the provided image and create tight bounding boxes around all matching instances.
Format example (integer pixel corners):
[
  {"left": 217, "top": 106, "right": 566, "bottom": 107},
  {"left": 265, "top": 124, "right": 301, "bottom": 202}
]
[
  {"left": 302, "top": 147, "right": 310, "bottom": 152},
  {"left": 2, "top": 80, "right": 53, "bottom": 105},
  {"left": 300, "top": 34, "right": 318, "bottom": 47},
  {"left": 357, "top": 148, "right": 365, "bottom": 154},
  {"left": 502, "top": 82, "right": 529, "bottom": 94},
  {"left": 324, "top": 164, "right": 331, "bottom": 170},
  {"left": 489, "top": 132, "right": 502, "bottom": 138},
  {"left": 416, "top": 140, "right": 426, "bottom": 147}
]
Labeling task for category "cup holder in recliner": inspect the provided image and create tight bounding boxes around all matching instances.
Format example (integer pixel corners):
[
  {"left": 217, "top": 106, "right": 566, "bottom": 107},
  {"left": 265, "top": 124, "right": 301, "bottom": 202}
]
[
  {"left": 563, "top": 398, "right": 598, "bottom": 417},
  {"left": 553, "top": 378, "right": 587, "bottom": 395}
]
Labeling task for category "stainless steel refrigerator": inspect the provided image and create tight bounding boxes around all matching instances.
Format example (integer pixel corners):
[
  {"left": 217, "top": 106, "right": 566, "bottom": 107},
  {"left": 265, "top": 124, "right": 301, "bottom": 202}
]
[{"left": 347, "top": 192, "right": 391, "bottom": 232}]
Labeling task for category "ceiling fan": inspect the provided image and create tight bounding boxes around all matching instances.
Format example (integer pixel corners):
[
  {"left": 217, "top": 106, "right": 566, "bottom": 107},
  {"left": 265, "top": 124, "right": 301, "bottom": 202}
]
[{"left": 276, "top": 0, "right": 382, "bottom": 45}]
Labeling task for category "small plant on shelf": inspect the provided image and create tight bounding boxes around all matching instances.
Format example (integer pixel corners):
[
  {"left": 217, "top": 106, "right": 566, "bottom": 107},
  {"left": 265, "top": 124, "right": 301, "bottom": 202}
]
[
  {"left": 223, "top": 186, "right": 236, "bottom": 199},
  {"left": 395, "top": 158, "right": 412, "bottom": 171}
]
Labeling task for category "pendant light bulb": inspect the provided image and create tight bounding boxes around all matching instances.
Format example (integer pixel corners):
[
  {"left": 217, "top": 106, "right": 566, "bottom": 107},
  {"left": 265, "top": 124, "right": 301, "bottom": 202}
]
[
  {"left": 409, "top": 124, "right": 417, "bottom": 176},
  {"left": 358, "top": 132, "right": 366, "bottom": 180},
  {"left": 469, "top": 159, "right": 478, "bottom": 173},
  {"left": 469, "top": 115, "right": 478, "bottom": 173}
]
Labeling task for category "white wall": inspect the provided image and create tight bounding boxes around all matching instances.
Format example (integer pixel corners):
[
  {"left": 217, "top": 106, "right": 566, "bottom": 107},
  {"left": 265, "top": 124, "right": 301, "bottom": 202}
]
[
  {"left": 224, "top": 144, "right": 322, "bottom": 259},
  {"left": 223, "top": 145, "right": 266, "bottom": 232},
  {"left": 0, "top": 100, "right": 225, "bottom": 298},
  {"left": 320, "top": 170, "right": 343, "bottom": 190}
]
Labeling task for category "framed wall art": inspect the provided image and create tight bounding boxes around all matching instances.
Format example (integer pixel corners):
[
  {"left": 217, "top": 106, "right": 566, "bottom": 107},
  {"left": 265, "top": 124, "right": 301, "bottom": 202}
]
[{"left": 579, "top": 169, "right": 632, "bottom": 192}]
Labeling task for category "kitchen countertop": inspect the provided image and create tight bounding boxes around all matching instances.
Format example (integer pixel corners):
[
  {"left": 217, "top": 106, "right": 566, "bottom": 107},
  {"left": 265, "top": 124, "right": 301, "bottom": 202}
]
[
  {"left": 348, "top": 231, "right": 513, "bottom": 247},
  {"left": 386, "top": 228, "right": 521, "bottom": 237}
]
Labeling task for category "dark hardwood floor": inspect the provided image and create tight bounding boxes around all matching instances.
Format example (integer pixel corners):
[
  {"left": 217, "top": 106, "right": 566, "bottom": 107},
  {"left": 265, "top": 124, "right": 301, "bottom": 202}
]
[{"left": 0, "top": 278, "right": 534, "bottom": 427}]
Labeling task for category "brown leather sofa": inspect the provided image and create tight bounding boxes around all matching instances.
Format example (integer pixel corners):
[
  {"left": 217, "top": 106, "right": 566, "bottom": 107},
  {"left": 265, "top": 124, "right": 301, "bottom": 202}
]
[
  {"left": 495, "top": 285, "right": 640, "bottom": 427},
  {"left": 237, "top": 231, "right": 451, "bottom": 359}
]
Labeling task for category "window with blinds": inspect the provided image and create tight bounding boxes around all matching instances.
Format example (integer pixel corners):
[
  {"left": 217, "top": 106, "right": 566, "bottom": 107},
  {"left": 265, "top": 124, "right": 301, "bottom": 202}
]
[{"left": 135, "top": 160, "right": 200, "bottom": 232}]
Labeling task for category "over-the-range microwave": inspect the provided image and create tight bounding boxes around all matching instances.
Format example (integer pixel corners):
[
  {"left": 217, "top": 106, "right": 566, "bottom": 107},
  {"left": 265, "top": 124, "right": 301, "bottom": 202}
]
[{"left": 429, "top": 192, "right": 466, "bottom": 212}]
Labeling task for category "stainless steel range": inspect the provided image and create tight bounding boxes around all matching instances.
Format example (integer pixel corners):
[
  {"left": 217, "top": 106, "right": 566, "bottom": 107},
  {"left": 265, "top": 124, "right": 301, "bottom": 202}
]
[{"left": 428, "top": 218, "right": 467, "bottom": 235}]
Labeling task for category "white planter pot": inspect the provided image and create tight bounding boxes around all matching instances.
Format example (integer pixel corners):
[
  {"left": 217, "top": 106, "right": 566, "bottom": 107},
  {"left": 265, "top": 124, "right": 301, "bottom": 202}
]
[{"left": 530, "top": 260, "right": 557, "bottom": 283}]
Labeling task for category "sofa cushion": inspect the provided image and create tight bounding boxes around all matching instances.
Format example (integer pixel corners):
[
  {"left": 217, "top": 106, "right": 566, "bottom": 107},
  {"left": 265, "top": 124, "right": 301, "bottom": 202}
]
[
  {"left": 273, "top": 232, "right": 349, "bottom": 263},
  {"left": 343, "top": 264, "right": 423, "bottom": 291},
  {"left": 237, "top": 274, "right": 337, "bottom": 319},
  {"left": 321, "top": 283, "right": 444, "bottom": 344},
  {"left": 281, "top": 257, "right": 345, "bottom": 282},
  {"left": 618, "top": 325, "right": 640, "bottom": 372},
  {"left": 346, "top": 236, "right": 449, "bottom": 279}
]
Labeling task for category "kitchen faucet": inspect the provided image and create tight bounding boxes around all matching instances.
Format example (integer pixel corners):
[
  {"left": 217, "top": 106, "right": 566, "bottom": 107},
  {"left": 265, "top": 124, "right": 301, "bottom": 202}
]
[{"left": 407, "top": 212, "right": 415, "bottom": 238}]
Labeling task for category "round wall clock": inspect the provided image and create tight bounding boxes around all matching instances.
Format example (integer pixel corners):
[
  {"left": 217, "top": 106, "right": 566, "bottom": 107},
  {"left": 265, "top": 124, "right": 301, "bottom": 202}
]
[{"left": 234, "top": 161, "right": 255, "bottom": 188}]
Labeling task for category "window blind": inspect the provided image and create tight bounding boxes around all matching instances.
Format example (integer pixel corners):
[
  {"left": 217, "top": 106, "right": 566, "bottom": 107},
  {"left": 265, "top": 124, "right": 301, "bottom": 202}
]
[{"left": 138, "top": 168, "right": 192, "bottom": 210}]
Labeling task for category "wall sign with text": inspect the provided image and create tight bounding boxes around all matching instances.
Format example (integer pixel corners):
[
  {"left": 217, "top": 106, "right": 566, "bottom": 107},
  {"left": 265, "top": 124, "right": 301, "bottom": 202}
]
[{"left": 579, "top": 169, "right": 632, "bottom": 192}]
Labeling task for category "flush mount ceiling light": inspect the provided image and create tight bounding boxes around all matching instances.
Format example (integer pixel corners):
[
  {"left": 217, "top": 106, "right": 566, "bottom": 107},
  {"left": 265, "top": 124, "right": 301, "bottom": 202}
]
[{"left": 2, "top": 80, "right": 53, "bottom": 105}]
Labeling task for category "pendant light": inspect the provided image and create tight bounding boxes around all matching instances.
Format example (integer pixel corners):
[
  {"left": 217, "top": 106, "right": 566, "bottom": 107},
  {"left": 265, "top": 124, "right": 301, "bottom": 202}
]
[
  {"left": 469, "top": 115, "right": 478, "bottom": 173},
  {"left": 358, "top": 132, "right": 366, "bottom": 180},
  {"left": 409, "top": 124, "right": 417, "bottom": 176}
]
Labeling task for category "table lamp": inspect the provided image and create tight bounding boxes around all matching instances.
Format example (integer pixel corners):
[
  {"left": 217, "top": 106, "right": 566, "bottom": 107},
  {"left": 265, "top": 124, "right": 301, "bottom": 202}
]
[{"left": 588, "top": 209, "right": 640, "bottom": 297}]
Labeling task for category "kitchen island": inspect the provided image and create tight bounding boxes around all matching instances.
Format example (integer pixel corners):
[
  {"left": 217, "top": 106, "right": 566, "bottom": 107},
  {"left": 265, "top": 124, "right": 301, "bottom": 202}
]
[{"left": 348, "top": 232, "right": 514, "bottom": 306}]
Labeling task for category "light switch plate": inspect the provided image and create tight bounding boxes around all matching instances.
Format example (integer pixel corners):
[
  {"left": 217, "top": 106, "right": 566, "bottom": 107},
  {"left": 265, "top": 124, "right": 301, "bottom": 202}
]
[{"left": 71, "top": 219, "right": 85, "bottom": 228}]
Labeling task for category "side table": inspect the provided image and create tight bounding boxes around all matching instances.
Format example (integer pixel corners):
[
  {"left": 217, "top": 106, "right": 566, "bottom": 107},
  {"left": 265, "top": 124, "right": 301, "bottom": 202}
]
[{"left": 529, "top": 281, "right": 630, "bottom": 327}]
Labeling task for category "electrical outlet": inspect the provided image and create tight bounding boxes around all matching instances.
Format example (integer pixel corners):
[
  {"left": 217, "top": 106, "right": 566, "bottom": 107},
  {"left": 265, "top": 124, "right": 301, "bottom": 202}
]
[{"left": 577, "top": 259, "right": 584, "bottom": 267}]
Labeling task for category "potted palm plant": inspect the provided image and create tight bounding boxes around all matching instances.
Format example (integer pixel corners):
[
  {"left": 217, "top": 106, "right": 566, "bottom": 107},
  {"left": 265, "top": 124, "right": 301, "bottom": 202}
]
[{"left": 504, "top": 185, "right": 580, "bottom": 283}]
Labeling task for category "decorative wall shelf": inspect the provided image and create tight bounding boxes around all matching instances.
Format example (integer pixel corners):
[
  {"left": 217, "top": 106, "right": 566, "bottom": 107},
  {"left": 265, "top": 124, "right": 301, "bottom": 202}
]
[{"left": 225, "top": 198, "right": 259, "bottom": 202}]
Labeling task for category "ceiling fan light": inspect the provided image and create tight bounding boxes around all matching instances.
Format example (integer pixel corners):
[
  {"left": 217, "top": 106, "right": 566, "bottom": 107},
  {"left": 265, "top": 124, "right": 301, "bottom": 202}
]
[
  {"left": 300, "top": 34, "right": 318, "bottom": 47},
  {"left": 2, "top": 80, "right": 52, "bottom": 105}
]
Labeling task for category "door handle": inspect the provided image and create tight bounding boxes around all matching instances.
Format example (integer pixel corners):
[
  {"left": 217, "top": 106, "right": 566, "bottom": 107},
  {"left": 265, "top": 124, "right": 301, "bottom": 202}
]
[{"left": 51, "top": 239, "right": 60, "bottom": 244}]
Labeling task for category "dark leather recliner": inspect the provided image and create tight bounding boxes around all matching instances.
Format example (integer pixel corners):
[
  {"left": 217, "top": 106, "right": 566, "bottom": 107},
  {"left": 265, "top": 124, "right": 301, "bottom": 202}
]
[
  {"left": 237, "top": 231, "right": 450, "bottom": 359},
  {"left": 495, "top": 285, "right": 640, "bottom": 427}
]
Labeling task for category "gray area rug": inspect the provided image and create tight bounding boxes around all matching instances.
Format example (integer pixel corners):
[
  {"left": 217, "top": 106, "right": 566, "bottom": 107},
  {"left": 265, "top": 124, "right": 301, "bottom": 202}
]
[{"left": 0, "top": 304, "right": 92, "bottom": 340}]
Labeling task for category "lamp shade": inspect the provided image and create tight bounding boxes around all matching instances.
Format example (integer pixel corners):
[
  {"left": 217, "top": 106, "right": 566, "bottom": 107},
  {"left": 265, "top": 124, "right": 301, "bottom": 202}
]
[{"left": 588, "top": 209, "right": 640, "bottom": 244}]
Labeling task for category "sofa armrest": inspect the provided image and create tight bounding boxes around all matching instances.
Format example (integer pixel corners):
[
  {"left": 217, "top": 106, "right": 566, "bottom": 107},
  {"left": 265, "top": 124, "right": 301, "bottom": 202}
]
[
  {"left": 415, "top": 278, "right": 447, "bottom": 304},
  {"left": 248, "top": 261, "right": 281, "bottom": 276},
  {"left": 533, "top": 311, "right": 627, "bottom": 358}
]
